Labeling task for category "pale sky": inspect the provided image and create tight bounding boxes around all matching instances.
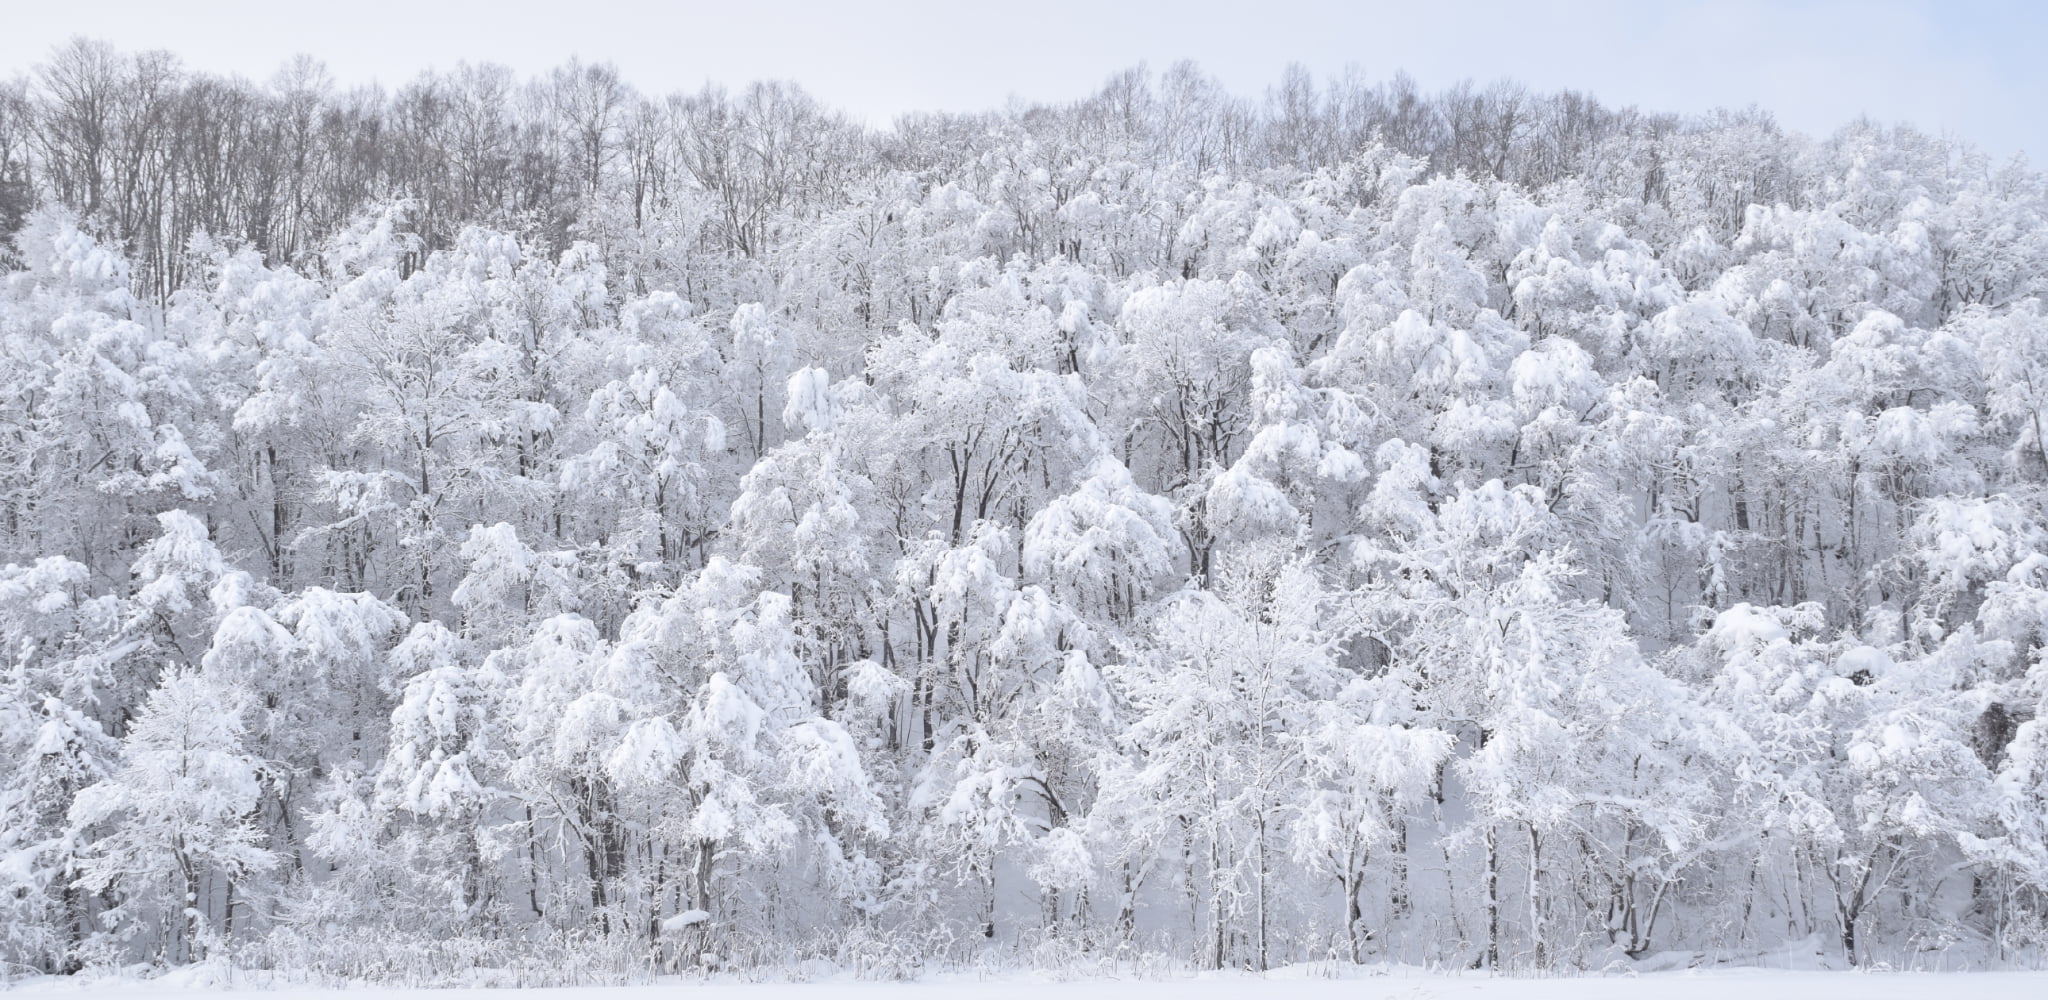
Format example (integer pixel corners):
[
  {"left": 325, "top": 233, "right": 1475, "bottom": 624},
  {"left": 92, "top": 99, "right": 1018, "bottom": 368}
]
[{"left": 5, "top": 0, "right": 2041, "bottom": 161}]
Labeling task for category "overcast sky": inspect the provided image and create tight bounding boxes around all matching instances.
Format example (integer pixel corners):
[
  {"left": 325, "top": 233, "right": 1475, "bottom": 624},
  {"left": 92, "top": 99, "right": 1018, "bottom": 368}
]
[{"left": 4, "top": 0, "right": 2040, "bottom": 161}]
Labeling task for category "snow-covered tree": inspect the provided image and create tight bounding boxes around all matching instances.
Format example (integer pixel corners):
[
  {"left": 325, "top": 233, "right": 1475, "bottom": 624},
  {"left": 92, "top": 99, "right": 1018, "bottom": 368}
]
[{"left": 68, "top": 669, "right": 273, "bottom": 964}]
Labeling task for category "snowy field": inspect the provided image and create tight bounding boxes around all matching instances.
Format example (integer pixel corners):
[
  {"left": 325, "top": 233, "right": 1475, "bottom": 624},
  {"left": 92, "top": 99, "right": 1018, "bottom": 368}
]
[{"left": 10, "top": 971, "right": 2048, "bottom": 1000}]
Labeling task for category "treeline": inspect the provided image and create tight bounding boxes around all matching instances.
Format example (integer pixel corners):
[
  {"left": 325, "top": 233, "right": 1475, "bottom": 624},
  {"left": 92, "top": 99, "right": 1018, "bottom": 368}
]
[
  {"left": 2, "top": 40, "right": 2048, "bottom": 982},
  {"left": 0, "top": 41, "right": 1720, "bottom": 300}
]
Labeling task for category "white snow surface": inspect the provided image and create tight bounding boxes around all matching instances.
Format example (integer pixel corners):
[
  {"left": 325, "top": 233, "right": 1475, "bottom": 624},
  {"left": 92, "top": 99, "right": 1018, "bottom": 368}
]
[{"left": 9, "top": 967, "right": 2048, "bottom": 1000}]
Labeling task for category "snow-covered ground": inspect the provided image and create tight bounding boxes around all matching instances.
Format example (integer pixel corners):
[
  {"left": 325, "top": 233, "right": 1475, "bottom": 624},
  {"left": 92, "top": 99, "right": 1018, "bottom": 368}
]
[{"left": 10, "top": 969, "right": 2048, "bottom": 1000}]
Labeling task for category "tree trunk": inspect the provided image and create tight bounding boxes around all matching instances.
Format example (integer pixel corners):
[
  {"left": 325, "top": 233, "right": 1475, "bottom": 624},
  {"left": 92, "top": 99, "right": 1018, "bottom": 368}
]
[
  {"left": 1484, "top": 826, "right": 1499, "bottom": 971},
  {"left": 1527, "top": 824, "right": 1544, "bottom": 969}
]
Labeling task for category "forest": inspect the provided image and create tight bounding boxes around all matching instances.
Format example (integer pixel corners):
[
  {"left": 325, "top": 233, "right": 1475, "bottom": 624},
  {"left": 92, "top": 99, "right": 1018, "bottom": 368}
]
[{"left": 2, "top": 38, "right": 2048, "bottom": 980}]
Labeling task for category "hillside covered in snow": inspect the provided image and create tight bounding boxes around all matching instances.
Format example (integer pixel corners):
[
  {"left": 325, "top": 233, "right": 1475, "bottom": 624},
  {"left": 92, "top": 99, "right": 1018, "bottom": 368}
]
[{"left": 2, "top": 42, "right": 2048, "bottom": 980}]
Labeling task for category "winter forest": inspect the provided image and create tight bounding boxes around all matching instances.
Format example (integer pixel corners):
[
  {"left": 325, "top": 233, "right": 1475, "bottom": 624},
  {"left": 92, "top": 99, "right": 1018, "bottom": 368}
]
[{"left": 2, "top": 37, "right": 2048, "bottom": 982}]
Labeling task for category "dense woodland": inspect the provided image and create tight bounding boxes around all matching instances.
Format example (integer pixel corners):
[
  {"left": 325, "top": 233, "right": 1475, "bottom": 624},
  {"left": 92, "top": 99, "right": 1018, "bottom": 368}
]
[{"left": 4, "top": 38, "right": 2048, "bottom": 980}]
